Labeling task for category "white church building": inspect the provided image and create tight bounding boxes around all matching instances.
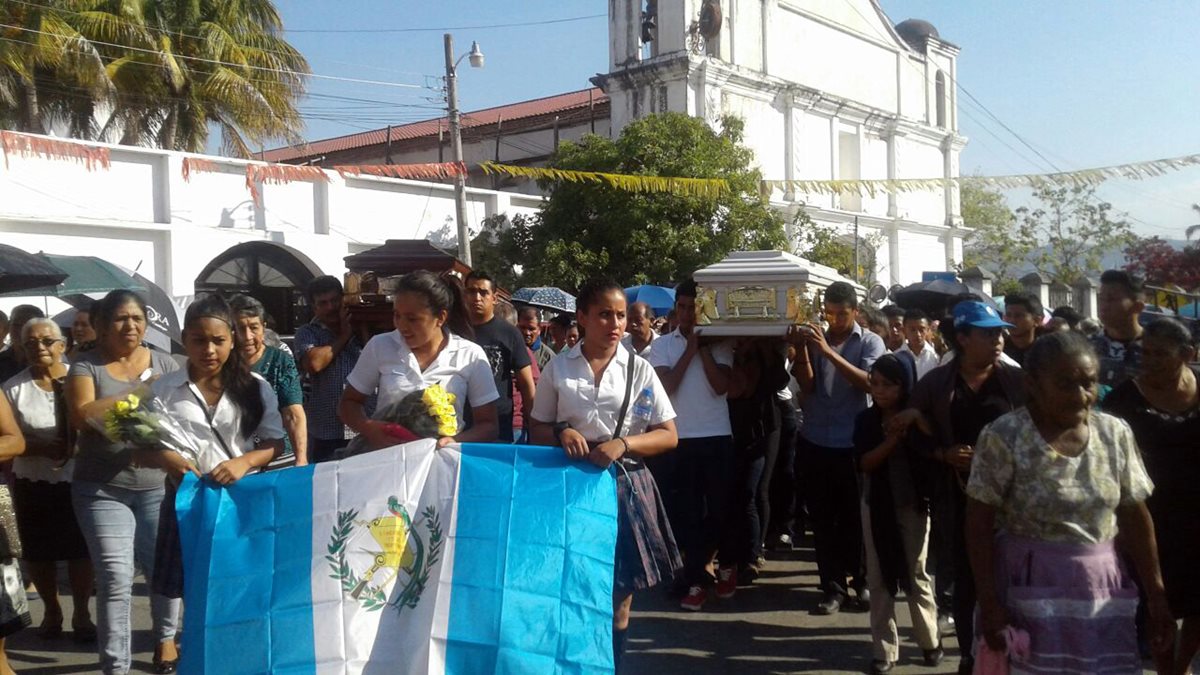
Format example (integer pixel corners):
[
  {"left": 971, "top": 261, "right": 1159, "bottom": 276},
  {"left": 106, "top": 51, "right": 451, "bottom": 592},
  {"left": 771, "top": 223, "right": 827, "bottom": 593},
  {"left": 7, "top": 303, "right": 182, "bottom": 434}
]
[{"left": 0, "top": 0, "right": 965, "bottom": 329}]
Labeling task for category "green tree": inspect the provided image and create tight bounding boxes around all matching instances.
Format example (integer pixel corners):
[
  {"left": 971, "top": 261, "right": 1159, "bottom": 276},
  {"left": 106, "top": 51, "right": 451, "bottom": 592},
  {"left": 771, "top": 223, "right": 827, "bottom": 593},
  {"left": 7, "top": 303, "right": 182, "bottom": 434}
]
[
  {"left": 512, "top": 113, "right": 786, "bottom": 290},
  {"left": 1019, "top": 183, "right": 1133, "bottom": 285},
  {"left": 960, "top": 181, "right": 1032, "bottom": 294},
  {"left": 0, "top": 1, "right": 110, "bottom": 136},
  {"left": 1, "top": 0, "right": 308, "bottom": 156},
  {"left": 103, "top": 0, "right": 310, "bottom": 155},
  {"left": 791, "top": 210, "right": 883, "bottom": 285}
]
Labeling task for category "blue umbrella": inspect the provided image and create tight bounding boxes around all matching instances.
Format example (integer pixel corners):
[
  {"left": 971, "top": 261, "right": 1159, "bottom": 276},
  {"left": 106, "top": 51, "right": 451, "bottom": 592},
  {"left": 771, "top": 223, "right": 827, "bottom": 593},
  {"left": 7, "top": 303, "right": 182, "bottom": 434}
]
[
  {"left": 625, "top": 285, "right": 676, "bottom": 315},
  {"left": 511, "top": 287, "right": 576, "bottom": 314}
]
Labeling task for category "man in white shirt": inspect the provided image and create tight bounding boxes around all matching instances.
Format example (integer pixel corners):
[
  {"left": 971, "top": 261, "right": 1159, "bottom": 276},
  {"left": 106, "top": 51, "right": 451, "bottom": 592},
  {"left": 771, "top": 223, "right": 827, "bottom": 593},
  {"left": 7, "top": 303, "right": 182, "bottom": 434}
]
[
  {"left": 647, "top": 281, "right": 735, "bottom": 611},
  {"left": 894, "top": 308, "right": 940, "bottom": 380},
  {"left": 620, "top": 302, "right": 658, "bottom": 357}
]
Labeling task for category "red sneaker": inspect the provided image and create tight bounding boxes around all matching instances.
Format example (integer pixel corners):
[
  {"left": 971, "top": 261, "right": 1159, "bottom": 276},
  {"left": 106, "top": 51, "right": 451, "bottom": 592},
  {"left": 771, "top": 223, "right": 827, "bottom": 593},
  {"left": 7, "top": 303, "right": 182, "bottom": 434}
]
[
  {"left": 716, "top": 566, "right": 737, "bottom": 599},
  {"left": 680, "top": 585, "right": 707, "bottom": 611}
]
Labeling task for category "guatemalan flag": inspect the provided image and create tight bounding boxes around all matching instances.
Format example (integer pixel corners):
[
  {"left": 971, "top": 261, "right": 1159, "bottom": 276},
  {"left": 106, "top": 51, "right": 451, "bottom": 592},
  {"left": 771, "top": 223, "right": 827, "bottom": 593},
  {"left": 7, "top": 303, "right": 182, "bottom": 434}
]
[{"left": 174, "top": 440, "right": 619, "bottom": 674}]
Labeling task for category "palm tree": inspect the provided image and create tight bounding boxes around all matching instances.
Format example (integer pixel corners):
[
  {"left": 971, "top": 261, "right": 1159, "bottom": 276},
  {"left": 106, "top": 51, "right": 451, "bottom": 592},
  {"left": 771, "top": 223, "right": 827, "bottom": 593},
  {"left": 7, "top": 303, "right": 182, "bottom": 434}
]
[
  {"left": 0, "top": 1, "right": 110, "bottom": 136},
  {"left": 1188, "top": 203, "right": 1200, "bottom": 241},
  {"left": 3, "top": 0, "right": 308, "bottom": 157},
  {"left": 101, "top": 0, "right": 310, "bottom": 156}
]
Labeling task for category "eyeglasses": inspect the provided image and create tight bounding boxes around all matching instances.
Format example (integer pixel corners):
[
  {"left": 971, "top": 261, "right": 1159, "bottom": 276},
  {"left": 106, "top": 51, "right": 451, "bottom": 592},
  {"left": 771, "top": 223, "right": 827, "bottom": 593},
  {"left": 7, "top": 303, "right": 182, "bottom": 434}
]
[{"left": 23, "top": 338, "right": 62, "bottom": 349}]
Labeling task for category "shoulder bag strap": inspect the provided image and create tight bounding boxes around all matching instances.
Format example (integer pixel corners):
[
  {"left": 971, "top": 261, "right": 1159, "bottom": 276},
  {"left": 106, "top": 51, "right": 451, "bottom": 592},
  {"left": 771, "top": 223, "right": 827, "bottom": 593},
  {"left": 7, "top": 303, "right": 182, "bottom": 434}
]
[
  {"left": 51, "top": 376, "right": 75, "bottom": 458},
  {"left": 612, "top": 354, "right": 637, "bottom": 439},
  {"left": 187, "top": 386, "right": 236, "bottom": 462}
]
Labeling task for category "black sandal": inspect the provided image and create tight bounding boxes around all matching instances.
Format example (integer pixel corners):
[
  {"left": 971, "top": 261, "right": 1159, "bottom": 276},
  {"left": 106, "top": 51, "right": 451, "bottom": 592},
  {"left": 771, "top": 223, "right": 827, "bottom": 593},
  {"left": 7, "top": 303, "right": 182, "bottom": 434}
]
[{"left": 153, "top": 643, "right": 179, "bottom": 674}]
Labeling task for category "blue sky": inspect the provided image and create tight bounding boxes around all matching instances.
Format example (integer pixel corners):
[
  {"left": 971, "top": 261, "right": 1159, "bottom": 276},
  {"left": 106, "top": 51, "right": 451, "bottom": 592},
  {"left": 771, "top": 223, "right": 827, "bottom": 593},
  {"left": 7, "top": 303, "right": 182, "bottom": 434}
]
[{"left": 274, "top": 1, "right": 1200, "bottom": 239}]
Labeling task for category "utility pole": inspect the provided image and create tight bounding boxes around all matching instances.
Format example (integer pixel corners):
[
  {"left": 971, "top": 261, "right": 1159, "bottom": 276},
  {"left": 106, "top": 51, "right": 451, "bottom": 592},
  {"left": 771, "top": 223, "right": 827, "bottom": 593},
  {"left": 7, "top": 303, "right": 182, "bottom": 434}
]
[{"left": 444, "top": 33, "right": 471, "bottom": 266}]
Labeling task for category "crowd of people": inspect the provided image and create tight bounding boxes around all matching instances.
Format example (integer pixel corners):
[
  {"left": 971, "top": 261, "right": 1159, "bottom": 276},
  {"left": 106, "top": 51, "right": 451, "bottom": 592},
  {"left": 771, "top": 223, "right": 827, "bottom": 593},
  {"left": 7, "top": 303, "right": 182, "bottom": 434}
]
[{"left": 0, "top": 266, "right": 1194, "bottom": 675}]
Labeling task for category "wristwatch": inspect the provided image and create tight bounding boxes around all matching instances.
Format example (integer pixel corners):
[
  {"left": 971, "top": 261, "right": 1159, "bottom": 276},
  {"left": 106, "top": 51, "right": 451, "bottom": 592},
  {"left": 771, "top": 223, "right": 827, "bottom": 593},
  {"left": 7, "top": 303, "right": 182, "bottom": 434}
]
[{"left": 553, "top": 422, "right": 571, "bottom": 444}]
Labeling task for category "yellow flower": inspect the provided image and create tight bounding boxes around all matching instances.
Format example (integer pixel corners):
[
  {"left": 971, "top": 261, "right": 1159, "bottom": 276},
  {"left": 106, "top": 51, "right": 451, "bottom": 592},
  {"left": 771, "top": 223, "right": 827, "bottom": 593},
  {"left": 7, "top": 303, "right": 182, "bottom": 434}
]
[
  {"left": 114, "top": 400, "right": 130, "bottom": 415},
  {"left": 127, "top": 393, "right": 140, "bottom": 410}
]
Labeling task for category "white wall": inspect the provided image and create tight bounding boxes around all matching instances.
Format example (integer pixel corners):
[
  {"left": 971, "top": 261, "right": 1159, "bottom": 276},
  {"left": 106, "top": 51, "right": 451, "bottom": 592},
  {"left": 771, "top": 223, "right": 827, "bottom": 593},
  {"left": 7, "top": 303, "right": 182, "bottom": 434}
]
[{"left": 0, "top": 135, "right": 542, "bottom": 310}]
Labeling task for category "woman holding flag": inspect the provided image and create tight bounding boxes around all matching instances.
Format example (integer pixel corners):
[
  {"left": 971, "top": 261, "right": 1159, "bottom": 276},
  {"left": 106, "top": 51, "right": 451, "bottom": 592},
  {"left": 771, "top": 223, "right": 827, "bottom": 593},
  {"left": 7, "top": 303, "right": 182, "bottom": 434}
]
[
  {"left": 529, "top": 278, "right": 681, "bottom": 671},
  {"left": 139, "top": 295, "right": 285, "bottom": 671}
]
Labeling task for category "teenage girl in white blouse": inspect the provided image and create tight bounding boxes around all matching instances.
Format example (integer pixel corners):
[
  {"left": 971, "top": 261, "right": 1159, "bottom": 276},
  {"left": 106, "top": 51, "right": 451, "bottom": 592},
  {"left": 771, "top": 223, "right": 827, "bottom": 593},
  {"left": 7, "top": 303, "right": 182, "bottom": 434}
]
[
  {"left": 142, "top": 295, "right": 284, "bottom": 636},
  {"left": 529, "top": 279, "right": 681, "bottom": 672}
]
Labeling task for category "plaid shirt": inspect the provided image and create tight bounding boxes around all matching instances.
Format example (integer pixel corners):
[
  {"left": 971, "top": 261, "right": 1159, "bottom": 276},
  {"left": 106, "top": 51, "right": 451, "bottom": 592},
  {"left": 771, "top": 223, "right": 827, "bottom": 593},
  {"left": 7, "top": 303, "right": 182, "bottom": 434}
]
[{"left": 294, "top": 319, "right": 364, "bottom": 441}]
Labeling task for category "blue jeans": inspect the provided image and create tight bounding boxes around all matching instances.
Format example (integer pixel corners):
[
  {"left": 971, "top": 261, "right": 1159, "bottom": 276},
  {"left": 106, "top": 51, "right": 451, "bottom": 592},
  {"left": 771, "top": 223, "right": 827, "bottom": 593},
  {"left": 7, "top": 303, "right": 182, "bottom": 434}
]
[{"left": 72, "top": 481, "right": 181, "bottom": 675}]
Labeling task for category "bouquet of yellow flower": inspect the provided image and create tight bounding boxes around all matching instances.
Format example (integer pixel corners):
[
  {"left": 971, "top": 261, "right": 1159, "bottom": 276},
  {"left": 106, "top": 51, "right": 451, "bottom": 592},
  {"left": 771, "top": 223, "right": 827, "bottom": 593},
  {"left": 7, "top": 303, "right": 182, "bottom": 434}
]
[
  {"left": 92, "top": 387, "right": 203, "bottom": 464},
  {"left": 345, "top": 384, "right": 458, "bottom": 455}
]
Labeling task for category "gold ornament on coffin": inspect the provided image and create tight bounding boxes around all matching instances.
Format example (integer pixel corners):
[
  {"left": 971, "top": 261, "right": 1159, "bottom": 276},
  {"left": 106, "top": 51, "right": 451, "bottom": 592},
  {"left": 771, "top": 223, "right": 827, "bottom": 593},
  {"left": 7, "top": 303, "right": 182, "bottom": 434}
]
[
  {"left": 726, "top": 286, "right": 776, "bottom": 320},
  {"left": 786, "top": 287, "right": 814, "bottom": 324},
  {"left": 696, "top": 287, "right": 719, "bottom": 325}
]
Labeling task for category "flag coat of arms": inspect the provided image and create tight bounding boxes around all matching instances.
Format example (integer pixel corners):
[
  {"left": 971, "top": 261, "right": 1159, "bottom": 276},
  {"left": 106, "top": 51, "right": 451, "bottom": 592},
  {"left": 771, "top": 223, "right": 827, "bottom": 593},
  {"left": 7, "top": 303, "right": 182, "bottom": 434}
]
[{"left": 175, "top": 440, "right": 618, "bottom": 674}]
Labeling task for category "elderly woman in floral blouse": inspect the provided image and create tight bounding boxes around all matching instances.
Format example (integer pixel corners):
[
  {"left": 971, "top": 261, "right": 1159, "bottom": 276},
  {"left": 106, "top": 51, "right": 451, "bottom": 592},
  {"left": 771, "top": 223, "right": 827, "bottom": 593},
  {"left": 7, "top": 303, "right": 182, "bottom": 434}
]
[{"left": 965, "top": 331, "right": 1173, "bottom": 674}]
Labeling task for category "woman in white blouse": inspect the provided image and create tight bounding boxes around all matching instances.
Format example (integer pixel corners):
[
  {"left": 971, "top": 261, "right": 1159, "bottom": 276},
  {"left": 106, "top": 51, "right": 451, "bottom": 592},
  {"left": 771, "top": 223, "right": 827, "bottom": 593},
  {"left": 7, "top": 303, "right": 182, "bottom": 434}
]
[
  {"left": 143, "top": 295, "right": 284, "bottom": 608},
  {"left": 529, "top": 278, "right": 680, "bottom": 672},
  {"left": 1, "top": 318, "right": 93, "bottom": 640},
  {"left": 340, "top": 271, "right": 499, "bottom": 450}
]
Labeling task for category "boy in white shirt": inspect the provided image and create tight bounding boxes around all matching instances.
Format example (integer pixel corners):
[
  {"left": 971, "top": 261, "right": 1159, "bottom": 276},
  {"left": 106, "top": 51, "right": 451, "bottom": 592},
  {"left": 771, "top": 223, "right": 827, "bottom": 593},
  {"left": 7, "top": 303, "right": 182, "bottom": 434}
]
[{"left": 894, "top": 308, "right": 939, "bottom": 380}]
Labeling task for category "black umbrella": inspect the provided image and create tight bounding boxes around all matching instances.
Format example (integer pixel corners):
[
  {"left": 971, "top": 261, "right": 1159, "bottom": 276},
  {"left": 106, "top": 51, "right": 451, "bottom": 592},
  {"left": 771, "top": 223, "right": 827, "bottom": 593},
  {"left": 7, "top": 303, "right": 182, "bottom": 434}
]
[
  {"left": 0, "top": 244, "right": 69, "bottom": 294},
  {"left": 890, "top": 278, "right": 999, "bottom": 316},
  {"left": 63, "top": 270, "right": 184, "bottom": 354}
]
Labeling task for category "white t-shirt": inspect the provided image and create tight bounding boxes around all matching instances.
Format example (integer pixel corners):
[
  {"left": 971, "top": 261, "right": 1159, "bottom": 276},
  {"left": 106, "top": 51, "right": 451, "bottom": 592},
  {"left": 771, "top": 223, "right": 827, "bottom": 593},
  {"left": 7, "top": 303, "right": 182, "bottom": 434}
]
[
  {"left": 620, "top": 332, "right": 657, "bottom": 358},
  {"left": 3, "top": 369, "right": 73, "bottom": 483},
  {"left": 531, "top": 341, "right": 675, "bottom": 443},
  {"left": 345, "top": 330, "right": 500, "bottom": 434},
  {"left": 647, "top": 329, "right": 734, "bottom": 439},
  {"left": 896, "top": 341, "right": 940, "bottom": 380},
  {"left": 154, "top": 369, "right": 286, "bottom": 474}
]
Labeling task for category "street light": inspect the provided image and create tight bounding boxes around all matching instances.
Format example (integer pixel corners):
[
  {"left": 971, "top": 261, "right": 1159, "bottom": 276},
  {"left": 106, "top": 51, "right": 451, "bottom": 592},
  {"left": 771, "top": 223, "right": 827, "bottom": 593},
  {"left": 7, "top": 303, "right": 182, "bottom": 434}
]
[{"left": 444, "top": 34, "right": 484, "bottom": 266}]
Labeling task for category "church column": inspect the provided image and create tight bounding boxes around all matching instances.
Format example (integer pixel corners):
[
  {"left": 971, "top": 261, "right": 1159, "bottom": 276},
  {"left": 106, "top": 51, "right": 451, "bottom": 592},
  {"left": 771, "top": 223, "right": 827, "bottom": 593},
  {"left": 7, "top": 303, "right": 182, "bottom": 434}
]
[
  {"left": 888, "top": 224, "right": 901, "bottom": 286},
  {"left": 941, "top": 135, "right": 954, "bottom": 227}
]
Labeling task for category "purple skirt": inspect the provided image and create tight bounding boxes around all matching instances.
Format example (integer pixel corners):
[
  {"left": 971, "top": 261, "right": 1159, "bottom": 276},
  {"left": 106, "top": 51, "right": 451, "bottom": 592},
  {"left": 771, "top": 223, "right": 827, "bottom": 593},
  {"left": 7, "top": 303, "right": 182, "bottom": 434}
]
[
  {"left": 993, "top": 535, "right": 1140, "bottom": 675},
  {"left": 614, "top": 461, "right": 682, "bottom": 595}
]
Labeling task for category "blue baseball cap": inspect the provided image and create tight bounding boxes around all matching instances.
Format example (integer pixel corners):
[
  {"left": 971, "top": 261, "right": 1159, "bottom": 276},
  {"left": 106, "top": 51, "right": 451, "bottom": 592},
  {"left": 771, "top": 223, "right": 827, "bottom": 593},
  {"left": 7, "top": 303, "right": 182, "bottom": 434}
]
[{"left": 953, "top": 301, "right": 1013, "bottom": 329}]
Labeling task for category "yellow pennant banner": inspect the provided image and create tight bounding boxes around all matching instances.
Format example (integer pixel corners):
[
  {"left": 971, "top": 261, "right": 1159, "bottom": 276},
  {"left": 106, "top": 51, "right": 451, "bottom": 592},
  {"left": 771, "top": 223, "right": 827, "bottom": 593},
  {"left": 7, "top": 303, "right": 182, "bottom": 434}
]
[
  {"left": 762, "top": 153, "right": 1200, "bottom": 197},
  {"left": 479, "top": 161, "right": 730, "bottom": 198}
]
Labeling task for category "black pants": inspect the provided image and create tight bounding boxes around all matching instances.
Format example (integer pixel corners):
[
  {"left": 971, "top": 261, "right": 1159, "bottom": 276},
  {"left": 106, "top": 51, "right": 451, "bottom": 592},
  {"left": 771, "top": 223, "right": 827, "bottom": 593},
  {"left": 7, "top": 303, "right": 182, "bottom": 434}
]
[
  {"left": 948, "top": 482, "right": 975, "bottom": 656},
  {"left": 309, "top": 437, "right": 345, "bottom": 464},
  {"left": 497, "top": 412, "right": 514, "bottom": 443},
  {"left": 800, "top": 439, "right": 864, "bottom": 595},
  {"left": 767, "top": 401, "right": 798, "bottom": 540},
  {"left": 931, "top": 472, "right": 957, "bottom": 614},
  {"left": 673, "top": 436, "right": 736, "bottom": 585},
  {"left": 734, "top": 437, "right": 768, "bottom": 566}
]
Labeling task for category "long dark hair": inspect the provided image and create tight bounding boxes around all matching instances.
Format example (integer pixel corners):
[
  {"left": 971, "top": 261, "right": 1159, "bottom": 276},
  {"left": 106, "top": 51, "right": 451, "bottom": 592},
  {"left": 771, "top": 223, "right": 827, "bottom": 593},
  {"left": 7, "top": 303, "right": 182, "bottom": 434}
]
[
  {"left": 395, "top": 270, "right": 473, "bottom": 339},
  {"left": 870, "top": 353, "right": 915, "bottom": 408},
  {"left": 183, "top": 295, "right": 264, "bottom": 439}
]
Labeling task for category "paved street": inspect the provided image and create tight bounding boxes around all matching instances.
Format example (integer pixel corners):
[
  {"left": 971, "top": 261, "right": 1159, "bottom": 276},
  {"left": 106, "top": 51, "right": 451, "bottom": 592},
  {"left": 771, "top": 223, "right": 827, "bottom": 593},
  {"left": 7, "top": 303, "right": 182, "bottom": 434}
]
[{"left": 7, "top": 539, "right": 1167, "bottom": 674}]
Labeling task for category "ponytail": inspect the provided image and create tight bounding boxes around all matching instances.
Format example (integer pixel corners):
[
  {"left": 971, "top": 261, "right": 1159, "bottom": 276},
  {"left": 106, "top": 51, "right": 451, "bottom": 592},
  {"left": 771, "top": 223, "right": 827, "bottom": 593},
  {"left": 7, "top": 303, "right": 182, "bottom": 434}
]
[
  {"left": 183, "top": 295, "right": 264, "bottom": 439},
  {"left": 395, "top": 270, "right": 474, "bottom": 339}
]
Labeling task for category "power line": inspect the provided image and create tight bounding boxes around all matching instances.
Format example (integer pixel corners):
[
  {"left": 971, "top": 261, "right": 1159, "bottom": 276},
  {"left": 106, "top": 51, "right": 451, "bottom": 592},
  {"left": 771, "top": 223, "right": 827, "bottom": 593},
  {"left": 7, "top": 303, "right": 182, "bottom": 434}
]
[
  {"left": 283, "top": 14, "right": 606, "bottom": 34},
  {"left": 5, "top": 0, "right": 434, "bottom": 81},
  {"left": 0, "top": 23, "right": 424, "bottom": 89}
]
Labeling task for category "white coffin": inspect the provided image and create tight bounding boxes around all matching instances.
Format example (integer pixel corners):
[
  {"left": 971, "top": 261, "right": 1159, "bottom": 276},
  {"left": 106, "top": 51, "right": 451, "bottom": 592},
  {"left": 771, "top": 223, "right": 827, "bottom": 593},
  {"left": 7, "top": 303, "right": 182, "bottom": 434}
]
[{"left": 693, "top": 250, "right": 865, "bottom": 336}]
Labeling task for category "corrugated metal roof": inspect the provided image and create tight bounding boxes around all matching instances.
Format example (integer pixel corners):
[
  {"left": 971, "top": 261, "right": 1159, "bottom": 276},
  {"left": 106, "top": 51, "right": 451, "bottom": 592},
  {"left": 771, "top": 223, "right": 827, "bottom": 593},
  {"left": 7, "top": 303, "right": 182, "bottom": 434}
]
[{"left": 265, "top": 87, "right": 608, "bottom": 163}]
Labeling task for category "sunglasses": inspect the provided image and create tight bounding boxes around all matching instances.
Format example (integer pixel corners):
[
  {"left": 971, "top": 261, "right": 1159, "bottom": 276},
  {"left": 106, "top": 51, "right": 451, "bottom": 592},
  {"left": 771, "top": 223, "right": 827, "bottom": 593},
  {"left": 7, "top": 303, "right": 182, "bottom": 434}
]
[{"left": 23, "top": 337, "right": 62, "bottom": 349}]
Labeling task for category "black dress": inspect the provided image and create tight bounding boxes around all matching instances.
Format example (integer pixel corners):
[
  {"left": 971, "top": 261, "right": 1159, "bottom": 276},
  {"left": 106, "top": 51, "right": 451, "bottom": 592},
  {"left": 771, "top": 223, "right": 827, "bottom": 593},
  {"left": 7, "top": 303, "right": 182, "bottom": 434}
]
[{"left": 1103, "top": 379, "right": 1200, "bottom": 619}]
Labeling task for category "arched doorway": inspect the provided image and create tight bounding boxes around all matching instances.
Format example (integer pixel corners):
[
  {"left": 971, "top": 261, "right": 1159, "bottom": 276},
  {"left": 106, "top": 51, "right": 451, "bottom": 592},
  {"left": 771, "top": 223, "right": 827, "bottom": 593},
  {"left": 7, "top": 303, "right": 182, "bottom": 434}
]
[{"left": 195, "top": 242, "right": 323, "bottom": 335}]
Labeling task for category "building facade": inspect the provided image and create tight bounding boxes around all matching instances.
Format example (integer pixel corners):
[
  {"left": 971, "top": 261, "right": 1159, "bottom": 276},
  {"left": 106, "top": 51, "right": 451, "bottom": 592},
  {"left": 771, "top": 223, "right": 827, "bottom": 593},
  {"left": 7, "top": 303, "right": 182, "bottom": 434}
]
[{"left": 597, "top": 0, "right": 967, "bottom": 286}]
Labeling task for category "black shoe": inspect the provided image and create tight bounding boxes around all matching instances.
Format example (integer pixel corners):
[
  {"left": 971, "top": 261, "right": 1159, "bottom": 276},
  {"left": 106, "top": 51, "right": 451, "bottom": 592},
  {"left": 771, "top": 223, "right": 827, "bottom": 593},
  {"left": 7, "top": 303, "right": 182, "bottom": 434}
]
[
  {"left": 816, "top": 590, "right": 845, "bottom": 615},
  {"left": 923, "top": 647, "right": 945, "bottom": 667},
  {"left": 870, "top": 659, "right": 895, "bottom": 674},
  {"left": 853, "top": 586, "right": 871, "bottom": 610}
]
